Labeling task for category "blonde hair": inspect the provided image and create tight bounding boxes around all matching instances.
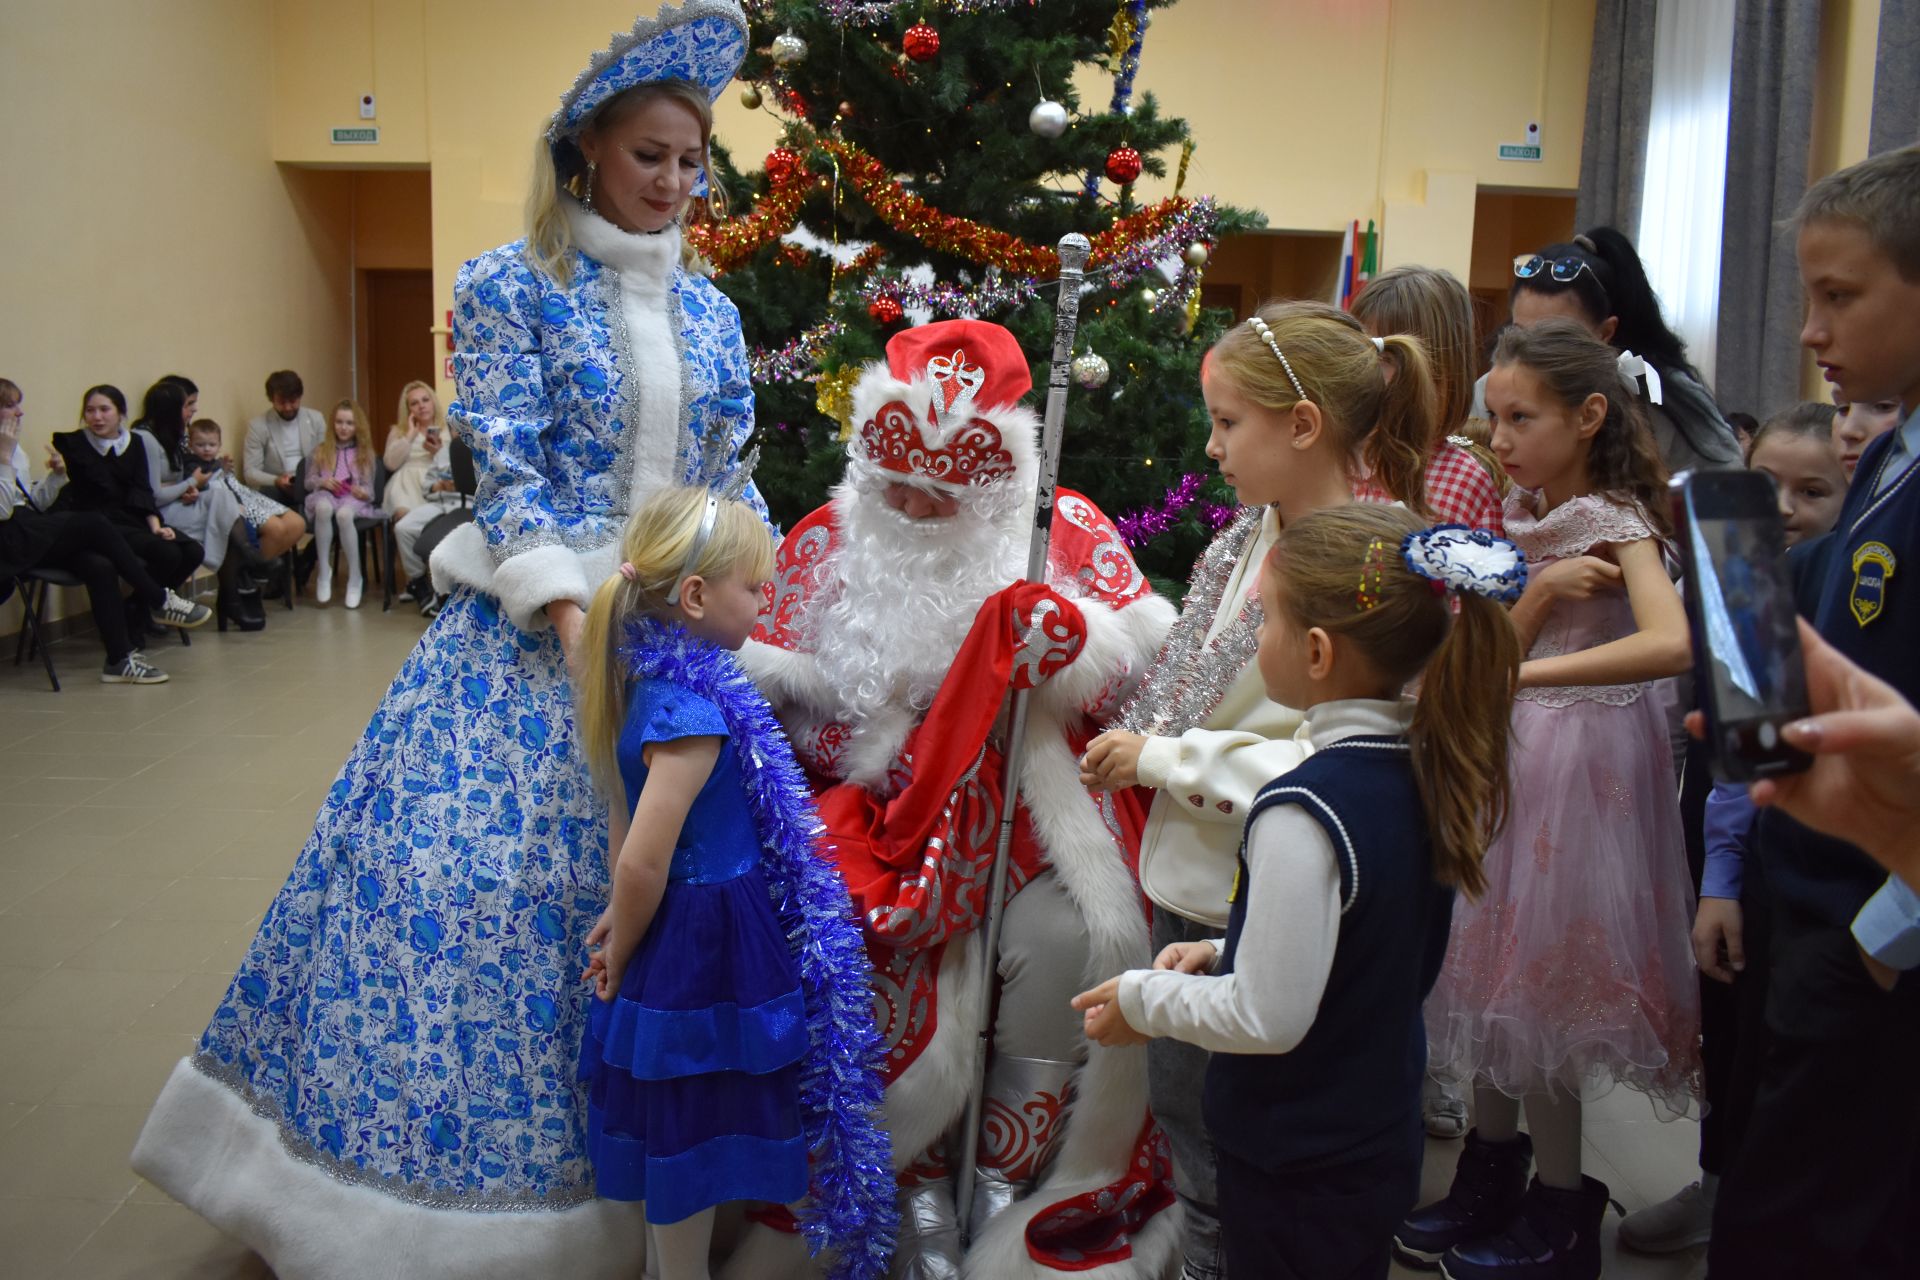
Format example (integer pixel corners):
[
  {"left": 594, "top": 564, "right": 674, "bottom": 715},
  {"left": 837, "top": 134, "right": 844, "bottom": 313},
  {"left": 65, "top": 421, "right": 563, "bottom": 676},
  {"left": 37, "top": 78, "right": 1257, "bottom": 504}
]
[
  {"left": 315, "top": 399, "right": 375, "bottom": 481},
  {"left": 525, "top": 80, "right": 725, "bottom": 286},
  {"left": 394, "top": 380, "right": 441, "bottom": 434},
  {"left": 1266, "top": 505, "right": 1518, "bottom": 897},
  {"left": 1350, "top": 266, "right": 1476, "bottom": 439},
  {"left": 1210, "top": 300, "right": 1435, "bottom": 512},
  {"left": 577, "top": 486, "right": 775, "bottom": 798}
]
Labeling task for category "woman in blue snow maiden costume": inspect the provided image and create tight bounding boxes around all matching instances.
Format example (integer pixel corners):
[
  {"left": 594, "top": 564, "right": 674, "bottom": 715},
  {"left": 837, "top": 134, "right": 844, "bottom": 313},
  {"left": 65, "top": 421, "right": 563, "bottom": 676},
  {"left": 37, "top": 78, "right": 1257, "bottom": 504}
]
[
  {"left": 573, "top": 486, "right": 893, "bottom": 1280},
  {"left": 131, "top": 5, "right": 771, "bottom": 1277}
]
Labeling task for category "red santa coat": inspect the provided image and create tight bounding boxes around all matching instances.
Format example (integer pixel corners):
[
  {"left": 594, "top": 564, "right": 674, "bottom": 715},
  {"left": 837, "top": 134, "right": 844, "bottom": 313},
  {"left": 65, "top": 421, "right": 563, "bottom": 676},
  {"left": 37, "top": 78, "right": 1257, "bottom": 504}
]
[{"left": 745, "top": 488, "right": 1180, "bottom": 1280}]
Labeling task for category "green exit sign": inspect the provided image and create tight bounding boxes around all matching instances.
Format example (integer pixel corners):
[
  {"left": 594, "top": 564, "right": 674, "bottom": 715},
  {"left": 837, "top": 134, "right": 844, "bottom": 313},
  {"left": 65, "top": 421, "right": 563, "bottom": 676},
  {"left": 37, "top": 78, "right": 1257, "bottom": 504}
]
[
  {"left": 1498, "top": 143, "right": 1543, "bottom": 162},
  {"left": 331, "top": 127, "right": 380, "bottom": 145}
]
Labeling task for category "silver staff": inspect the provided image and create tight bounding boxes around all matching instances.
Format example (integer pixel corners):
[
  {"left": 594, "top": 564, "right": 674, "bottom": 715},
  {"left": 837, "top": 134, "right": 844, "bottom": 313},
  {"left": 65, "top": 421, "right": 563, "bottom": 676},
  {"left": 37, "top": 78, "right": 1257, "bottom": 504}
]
[{"left": 955, "top": 232, "right": 1092, "bottom": 1241}]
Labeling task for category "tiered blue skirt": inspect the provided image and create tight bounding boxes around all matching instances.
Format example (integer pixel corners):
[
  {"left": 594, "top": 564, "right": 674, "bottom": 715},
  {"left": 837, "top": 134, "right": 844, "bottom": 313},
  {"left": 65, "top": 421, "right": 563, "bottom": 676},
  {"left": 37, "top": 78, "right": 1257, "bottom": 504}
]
[{"left": 578, "top": 862, "right": 810, "bottom": 1224}]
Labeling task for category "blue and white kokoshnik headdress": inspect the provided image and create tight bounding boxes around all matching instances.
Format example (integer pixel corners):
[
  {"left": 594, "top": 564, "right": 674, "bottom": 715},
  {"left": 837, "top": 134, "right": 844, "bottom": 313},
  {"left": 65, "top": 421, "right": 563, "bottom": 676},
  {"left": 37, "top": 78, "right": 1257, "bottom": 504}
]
[
  {"left": 1400, "top": 524, "right": 1529, "bottom": 604},
  {"left": 545, "top": 0, "right": 750, "bottom": 198}
]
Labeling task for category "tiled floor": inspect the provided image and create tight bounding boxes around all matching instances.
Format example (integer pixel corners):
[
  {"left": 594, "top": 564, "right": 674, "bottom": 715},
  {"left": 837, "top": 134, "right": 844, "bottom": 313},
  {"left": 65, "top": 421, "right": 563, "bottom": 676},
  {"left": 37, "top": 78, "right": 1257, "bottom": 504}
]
[{"left": 0, "top": 601, "right": 1708, "bottom": 1278}]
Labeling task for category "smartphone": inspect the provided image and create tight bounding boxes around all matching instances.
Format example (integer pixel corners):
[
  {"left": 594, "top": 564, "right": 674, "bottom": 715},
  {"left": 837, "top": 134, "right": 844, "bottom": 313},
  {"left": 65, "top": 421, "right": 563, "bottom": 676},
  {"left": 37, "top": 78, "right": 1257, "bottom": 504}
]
[{"left": 1671, "top": 470, "right": 1813, "bottom": 782}]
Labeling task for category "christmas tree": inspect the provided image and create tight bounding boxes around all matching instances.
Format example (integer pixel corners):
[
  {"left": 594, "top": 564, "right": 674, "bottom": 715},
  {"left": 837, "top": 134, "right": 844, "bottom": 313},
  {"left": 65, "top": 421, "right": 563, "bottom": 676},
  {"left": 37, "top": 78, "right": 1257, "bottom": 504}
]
[{"left": 690, "top": 0, "right": 1262, "bottom": 586}]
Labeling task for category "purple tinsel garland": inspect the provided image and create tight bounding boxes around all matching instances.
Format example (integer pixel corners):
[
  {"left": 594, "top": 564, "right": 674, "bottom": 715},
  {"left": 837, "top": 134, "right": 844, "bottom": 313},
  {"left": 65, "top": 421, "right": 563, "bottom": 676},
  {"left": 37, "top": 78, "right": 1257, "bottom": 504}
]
[
  {"left": 619, "top": 619, "right": 897, "bottom": 1280},
  {"left": 1114, "top": 470, "right": 1202, "bottom": 547}
]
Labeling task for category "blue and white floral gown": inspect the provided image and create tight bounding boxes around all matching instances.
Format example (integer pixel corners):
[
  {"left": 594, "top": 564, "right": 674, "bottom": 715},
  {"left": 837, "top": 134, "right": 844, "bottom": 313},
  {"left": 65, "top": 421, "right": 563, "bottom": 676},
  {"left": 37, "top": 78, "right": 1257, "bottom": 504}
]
[{"left": 132, "top": 199, "right": 765, "bottom": 1280}]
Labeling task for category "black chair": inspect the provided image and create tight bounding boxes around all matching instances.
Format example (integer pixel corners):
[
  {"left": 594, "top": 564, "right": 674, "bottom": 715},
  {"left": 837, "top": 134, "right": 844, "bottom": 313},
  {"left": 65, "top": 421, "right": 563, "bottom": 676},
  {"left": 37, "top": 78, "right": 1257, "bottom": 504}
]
[
  {"left": 450, "top": 437, "right": 478, "bottom": 505},
  {"left": 355, "top": 459, "right": 397, "bottom": 612},
  {"left": 8, "top": 568, "right": 73, "bottom": 692}
]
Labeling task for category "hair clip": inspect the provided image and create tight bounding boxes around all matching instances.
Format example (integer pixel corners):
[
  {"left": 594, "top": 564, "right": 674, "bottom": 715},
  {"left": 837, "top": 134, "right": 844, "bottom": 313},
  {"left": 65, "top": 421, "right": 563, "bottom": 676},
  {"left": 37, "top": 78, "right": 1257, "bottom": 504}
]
[
  {"left": 618, "top": 562, "right": 639, "bottom": 583},
  {"left": 1245, "top": 316, "right": 1308, "bottom": 401},
  {"left": 1400, "top": 524, "right": 1528, "bottom": 603},
  {"left": 1356, "top": 537, "right": 1390, "bottom": 612}
]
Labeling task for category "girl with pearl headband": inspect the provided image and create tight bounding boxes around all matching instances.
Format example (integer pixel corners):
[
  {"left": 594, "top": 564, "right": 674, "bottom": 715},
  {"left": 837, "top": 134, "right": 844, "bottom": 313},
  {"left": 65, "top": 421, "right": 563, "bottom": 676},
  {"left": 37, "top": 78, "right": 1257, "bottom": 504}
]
[
  {"left": 1076, "top": 504, "right": 1525, "bottom": 1280},
  {"left": 1080, "top": 298, "right": 1440, "bottom": 1277}
]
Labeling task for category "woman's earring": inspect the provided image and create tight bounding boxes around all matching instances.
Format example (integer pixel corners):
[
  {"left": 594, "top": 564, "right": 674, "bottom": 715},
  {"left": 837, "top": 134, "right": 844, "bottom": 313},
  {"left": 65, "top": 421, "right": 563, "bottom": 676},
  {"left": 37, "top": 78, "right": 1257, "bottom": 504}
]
[{"left": 584, "top": 160, "right": 597, "bottom": 213}]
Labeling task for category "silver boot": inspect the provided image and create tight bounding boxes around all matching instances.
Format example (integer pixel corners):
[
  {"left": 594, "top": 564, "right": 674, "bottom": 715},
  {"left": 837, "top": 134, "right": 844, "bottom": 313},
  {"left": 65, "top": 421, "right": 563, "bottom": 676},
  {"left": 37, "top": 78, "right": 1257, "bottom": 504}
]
[
  {"left": 966, "top": 1054, "right": 1076, "bottom": 1242},
  {"left": 892, "top": 1179, "right": 964, "bottom": 1280}
]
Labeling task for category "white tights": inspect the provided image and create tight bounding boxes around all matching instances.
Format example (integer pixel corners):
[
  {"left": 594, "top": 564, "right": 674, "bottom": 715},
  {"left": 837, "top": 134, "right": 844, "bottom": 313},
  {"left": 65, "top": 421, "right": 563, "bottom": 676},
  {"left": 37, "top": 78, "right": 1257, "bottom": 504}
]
[
  {"left": 310, "top": 498, "right": 362, "bottom": 586},
  {"left": 1473, "top": 1085, "right": 1584, "bottom": 1191}
]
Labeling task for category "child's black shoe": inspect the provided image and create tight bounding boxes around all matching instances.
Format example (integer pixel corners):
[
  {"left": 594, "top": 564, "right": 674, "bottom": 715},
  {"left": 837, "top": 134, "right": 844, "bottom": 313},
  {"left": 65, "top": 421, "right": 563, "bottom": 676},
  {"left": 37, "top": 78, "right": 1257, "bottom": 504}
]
[{"left": 1393, "top": 1128, "right": 1534, "bottom": 1270}]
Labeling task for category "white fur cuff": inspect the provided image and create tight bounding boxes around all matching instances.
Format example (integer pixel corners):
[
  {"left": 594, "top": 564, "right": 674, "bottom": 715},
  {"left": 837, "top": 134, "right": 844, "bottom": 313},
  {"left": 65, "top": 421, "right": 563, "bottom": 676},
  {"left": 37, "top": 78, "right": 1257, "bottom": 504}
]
[{"left": 430, "top": 524, "right": 620, "bottom": 631}]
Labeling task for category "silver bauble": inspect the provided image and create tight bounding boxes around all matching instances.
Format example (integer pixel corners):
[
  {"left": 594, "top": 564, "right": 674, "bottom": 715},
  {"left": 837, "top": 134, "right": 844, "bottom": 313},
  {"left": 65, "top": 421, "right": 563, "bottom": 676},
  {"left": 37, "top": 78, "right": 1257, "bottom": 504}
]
[
  {"left": 1183, "top": 241, "right": 1210, "bottom": 268},
  {"left": 770, "top": 31, "right": 808, "bottom": 66},
  {"left": 1028, "top": 99, "right": 1069, "bottom": 139},
  {"left": 1071, "top": 351, "right": 1111, "bottom": 390}
]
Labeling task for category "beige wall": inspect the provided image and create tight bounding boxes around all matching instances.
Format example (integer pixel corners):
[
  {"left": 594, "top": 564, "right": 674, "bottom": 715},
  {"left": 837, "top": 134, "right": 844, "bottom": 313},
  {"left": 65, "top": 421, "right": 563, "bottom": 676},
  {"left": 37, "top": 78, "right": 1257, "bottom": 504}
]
[
  {"left": 261, "top": 0, "right": 1600, "bottom": 415},
  {"left": 2, "top": 0, "right": 354, "bottom": 635}
]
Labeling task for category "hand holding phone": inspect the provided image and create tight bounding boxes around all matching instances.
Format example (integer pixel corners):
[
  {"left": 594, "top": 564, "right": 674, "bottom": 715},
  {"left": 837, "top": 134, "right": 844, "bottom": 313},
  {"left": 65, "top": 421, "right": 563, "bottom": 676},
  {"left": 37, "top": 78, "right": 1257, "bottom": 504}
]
[{"left": 1672, "top": 470, "right": 1812, "bottom": 782}]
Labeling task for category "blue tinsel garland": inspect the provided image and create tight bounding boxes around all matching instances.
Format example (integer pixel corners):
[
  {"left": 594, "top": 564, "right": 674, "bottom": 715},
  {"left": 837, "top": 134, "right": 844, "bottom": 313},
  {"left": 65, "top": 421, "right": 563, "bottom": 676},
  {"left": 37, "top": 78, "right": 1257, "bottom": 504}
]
[{"left": 620, "top": 618, "right": 898, "bottom": 1280}]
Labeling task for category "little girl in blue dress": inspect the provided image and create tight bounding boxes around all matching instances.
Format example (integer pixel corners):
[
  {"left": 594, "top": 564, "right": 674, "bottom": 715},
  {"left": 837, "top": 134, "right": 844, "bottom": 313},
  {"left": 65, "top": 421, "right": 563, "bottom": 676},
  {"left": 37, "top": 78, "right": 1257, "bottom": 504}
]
[{"left": 573, "top": 485, "right": 895, "bottom": 1280}]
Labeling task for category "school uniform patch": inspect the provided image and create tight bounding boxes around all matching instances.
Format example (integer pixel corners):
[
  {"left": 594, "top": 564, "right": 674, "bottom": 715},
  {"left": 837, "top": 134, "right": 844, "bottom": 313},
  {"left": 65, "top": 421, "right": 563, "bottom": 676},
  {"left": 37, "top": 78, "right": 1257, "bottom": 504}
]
[{"left": 1851, "top": 540, "right": 1896, "bottom": 626}]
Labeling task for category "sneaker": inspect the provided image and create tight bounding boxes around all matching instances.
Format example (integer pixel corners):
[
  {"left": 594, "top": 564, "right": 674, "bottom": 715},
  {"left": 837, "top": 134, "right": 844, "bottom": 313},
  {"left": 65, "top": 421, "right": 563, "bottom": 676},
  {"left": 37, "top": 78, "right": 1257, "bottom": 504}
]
[
  {"left": 154, "top": 589, "right": 213, "bottom": 630},
  {"left": 1424, "top": 1074, "right": 1469, "bottom": 1140},
  {"left": 1617, "top": 1180, "right": 1715, "bottom": 1254},
  {"left": 395, "top": 587, "right": 415, "bottom": 604},
  {"left": 101, "top": 653, "right": 169, "bottom": 684},
  {"left": 345, "top": 578, "right": 364, "bottom": 610}
]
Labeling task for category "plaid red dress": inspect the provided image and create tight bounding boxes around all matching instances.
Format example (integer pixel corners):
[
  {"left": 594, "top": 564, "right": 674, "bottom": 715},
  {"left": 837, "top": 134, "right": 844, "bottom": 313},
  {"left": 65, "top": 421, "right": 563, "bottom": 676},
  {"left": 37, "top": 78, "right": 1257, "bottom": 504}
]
[{"left": 1352, "top": 439, "right": 1505, "bottom": 535}]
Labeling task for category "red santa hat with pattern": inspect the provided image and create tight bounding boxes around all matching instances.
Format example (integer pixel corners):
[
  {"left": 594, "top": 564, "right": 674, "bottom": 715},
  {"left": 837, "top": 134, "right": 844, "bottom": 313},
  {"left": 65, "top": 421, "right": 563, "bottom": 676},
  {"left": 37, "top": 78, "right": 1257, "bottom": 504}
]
[{"left": 846, "top": 318, "right": 1040, "bottom": 497}]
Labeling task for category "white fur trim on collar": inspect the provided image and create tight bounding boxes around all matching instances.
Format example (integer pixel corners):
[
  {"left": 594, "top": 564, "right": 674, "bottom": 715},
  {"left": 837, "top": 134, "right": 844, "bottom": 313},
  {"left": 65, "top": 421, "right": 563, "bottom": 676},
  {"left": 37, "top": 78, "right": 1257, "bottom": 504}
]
[{"left": 564, "top": 197, "right": 680, "bottom": 289}]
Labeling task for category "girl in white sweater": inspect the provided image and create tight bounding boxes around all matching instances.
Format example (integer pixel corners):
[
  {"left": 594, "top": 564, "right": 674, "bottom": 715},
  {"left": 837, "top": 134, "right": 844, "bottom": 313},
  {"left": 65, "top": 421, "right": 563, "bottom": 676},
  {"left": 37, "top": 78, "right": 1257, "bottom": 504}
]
[{"left": 1080, "top": 299, "right": 1440, "bottom": 1278}]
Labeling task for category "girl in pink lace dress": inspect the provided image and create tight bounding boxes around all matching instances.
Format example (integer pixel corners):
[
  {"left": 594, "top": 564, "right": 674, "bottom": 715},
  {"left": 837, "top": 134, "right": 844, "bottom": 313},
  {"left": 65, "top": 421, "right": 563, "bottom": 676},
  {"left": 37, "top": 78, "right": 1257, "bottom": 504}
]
[{"left": 1398, "top": 320, "right": 1701, "bottom": 1280}]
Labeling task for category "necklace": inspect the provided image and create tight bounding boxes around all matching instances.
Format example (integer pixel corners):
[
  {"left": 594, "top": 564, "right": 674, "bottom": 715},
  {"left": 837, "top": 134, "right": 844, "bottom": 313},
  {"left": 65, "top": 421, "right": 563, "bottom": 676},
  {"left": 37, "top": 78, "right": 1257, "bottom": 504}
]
[{"left": 1112, "top": 506, "right": 1265, "bottom": 736}]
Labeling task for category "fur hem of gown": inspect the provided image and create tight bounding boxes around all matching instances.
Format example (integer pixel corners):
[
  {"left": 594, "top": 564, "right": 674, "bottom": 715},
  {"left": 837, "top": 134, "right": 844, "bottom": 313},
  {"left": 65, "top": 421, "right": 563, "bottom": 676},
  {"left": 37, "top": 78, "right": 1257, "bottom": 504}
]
[{"left": 133, "top": 1058, "right": 649, "bottom": 1280}]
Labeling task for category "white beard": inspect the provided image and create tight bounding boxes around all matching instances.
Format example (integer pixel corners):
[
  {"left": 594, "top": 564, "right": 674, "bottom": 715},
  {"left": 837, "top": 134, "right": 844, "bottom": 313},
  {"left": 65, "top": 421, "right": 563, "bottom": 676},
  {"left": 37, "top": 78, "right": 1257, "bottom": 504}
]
[{"left": 801, "top": 466, "right": 1029, "bottom": 733}]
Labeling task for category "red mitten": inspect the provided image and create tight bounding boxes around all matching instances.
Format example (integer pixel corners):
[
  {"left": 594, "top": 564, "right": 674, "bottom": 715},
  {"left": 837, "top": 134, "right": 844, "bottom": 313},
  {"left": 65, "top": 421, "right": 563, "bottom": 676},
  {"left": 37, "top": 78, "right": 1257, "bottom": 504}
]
[{"left": 1004, "top": 584, "right": 1086, "bottom": 690}]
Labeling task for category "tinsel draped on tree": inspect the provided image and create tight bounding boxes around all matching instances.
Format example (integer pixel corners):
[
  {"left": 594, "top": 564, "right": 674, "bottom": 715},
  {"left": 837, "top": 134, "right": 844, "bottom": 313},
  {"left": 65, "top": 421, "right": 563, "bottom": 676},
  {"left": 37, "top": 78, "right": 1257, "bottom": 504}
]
[{"left": 697, "top": 0, "right": 1262, "bottom": 586}]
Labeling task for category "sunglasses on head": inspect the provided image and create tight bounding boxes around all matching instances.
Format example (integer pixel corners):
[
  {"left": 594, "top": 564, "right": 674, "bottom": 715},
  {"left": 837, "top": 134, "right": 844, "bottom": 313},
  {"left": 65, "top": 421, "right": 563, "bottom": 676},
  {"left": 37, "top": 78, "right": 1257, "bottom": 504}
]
[{"left": 1513, "top": 255, "right": 1597, "bottom": 285}]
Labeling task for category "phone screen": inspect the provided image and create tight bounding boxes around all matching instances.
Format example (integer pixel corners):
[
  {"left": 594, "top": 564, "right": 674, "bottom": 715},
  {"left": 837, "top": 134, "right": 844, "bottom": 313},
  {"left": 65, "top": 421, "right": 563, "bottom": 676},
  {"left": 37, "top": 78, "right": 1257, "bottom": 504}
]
[{"left": 1684, "top": 502, "right": 1808, "bottom": 734}]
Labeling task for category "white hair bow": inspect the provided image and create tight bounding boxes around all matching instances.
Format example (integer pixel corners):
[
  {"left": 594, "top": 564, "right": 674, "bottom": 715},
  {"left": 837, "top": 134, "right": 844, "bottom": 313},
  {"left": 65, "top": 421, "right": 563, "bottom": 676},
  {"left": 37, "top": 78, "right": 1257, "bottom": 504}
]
[{"left": 1616, "top": 349, "right": 1664, "bottom": 405}]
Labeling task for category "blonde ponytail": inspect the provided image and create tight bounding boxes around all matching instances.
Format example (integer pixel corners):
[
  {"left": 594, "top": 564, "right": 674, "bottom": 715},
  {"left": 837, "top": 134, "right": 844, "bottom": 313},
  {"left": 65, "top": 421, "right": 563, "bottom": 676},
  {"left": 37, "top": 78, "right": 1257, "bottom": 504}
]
[{"left": 574, "top": 487, "right": 775, "bottom": 800}]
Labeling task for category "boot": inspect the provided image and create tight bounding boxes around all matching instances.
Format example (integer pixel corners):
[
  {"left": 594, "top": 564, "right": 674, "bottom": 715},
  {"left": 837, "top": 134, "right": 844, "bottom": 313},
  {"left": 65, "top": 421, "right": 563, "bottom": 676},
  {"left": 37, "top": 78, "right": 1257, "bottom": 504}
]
[
  {"left": 1440, "top": 1175, "right": 1614, "bottom": 1280},
  {"left": 891, "top": 1180, "right": 962, "bottom": 1280},
  {"left": 1394, "top": 1129, "right": 1534, "bottom": 1270},
  {"left": 965, "top": 1054, "right": 1074, "bottom": 1241},
  {"left": 217, "top": 561, "right": 266, "bottom": 633}
]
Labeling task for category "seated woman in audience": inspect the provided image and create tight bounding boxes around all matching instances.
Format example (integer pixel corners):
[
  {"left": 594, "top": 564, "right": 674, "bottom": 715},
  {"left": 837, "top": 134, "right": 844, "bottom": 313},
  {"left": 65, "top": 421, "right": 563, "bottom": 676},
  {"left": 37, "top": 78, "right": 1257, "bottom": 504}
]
[
  {"left": 51, "top": 385, "right": 205, "bottom": 643},
  {"left": 382, "top": 381, "right": 466, "bottom": 601},
  {"left": 1484, "top": 226, "right": 1743, "bottom": 474},
  {"left": 142, "top": 379, "right": 305, "bottom": 575},
  {"left": 304, "top": 398, "right": 378, "bottom": 608},
  {"left": 1, "top": 377, "right": 209, "bottom": 683}
]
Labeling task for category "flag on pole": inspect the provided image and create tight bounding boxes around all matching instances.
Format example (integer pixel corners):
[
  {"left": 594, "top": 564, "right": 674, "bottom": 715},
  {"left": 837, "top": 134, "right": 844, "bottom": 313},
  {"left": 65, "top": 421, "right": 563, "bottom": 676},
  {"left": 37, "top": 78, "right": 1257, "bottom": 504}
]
[{"left": 1334, "top": 220, "right": 1356, "bottom": 308}]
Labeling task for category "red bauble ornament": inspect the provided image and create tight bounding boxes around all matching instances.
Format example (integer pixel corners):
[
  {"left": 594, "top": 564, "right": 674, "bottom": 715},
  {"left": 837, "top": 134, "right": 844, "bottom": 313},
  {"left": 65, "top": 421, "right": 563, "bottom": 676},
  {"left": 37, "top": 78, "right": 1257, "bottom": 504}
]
[
  {"left": 902, "top": 22, "right": 941, "bottom": 62},
  {"left": 1105, "top": 144, "right": 1143, "bottom": 185},
  {"left": 765, "top": 146, "right": 801, "bottom": 185},
  {"left": 868, "top": 296, "right": 906, "bottom": 325}
]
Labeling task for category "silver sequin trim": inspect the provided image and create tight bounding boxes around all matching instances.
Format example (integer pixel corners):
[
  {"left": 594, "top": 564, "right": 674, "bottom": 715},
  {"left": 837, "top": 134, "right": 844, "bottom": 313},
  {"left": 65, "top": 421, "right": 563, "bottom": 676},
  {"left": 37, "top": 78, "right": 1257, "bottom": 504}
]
[
  {"left": 191, "top": 1051, "right": 596, "bottom": 1211},
  {"left": 1112, "top": 507, "right": 1265, "bottom": 736}
]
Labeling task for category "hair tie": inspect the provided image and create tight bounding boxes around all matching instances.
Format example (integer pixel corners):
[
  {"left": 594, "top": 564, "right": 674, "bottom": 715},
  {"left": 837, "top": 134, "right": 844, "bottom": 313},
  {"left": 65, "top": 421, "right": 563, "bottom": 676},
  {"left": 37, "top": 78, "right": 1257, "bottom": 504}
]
[
  {"left": 1573, "top": 233, "right": 1599, "bottom": 253},
  {"left": 1371, "top": 336, "right": 1386, "bottom": 353},
  {"left": 618, "top": 562, "right": 639, "bottom": 583},
  {"left": 1245, "top": 316, "right": 1308, "bottom": 401},
  {"left": 1615, "top": 349, "right": 1664, "bottom": 405},
  {"left": 1400, "top": 524, "right": 1528, "bottom": 603}
]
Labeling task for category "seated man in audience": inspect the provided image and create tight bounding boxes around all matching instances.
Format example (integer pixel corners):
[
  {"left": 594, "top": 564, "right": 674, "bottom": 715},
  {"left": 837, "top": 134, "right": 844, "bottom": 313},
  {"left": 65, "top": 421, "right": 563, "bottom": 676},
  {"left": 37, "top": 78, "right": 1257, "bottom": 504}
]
[{"left": 243, "top": 369, "right": 325, "bottom": 512}]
